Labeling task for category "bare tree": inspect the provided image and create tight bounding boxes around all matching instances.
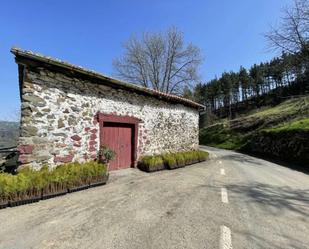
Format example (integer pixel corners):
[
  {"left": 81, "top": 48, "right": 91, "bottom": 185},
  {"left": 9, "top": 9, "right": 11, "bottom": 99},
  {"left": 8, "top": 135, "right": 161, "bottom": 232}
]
[
  {"left": 265, "top": 0, "right": 309, "bottom": 54},
  {"left": 113, "top": 27, "right": 203, "bottom": 94}
]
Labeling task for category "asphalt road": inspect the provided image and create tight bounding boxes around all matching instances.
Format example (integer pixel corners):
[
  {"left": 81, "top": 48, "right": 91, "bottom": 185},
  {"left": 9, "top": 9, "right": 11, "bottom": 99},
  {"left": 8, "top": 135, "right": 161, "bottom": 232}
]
[{"left": 0, "top": 146, "right": 308, "bottom": 249}]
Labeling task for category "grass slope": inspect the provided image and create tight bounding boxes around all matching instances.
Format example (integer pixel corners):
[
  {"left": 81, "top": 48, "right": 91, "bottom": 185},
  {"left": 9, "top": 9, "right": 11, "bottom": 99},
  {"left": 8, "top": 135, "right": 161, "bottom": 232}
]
[{"left": 200, "top": 96, "right": 309, "bottom": 165}]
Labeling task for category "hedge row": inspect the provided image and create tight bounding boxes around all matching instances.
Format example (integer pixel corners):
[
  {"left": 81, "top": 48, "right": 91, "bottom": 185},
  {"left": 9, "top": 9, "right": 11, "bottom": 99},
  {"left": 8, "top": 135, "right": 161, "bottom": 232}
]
[
  {"left": 138, "top": 150, "right": 209, "bottom": 172},
  {"left": 0, "top": 161, "right": 108, "bottom": 209}
]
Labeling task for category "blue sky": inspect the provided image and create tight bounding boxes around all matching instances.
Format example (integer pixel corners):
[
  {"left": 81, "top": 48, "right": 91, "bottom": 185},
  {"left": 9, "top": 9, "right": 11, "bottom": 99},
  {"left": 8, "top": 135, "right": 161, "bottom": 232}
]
[{"left": 0, "top": 0, "right": 292, "bottom": 121}]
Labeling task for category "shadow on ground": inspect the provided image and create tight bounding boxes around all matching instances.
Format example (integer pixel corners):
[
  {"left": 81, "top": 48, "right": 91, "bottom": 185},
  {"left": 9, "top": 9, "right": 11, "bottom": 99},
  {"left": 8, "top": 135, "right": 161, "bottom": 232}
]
[
  {"left": 241, "top": 150, "right": 309, "bottom": 174},
  {"left": 213, "top": 147, "right": 309, "bottom": 175},
  {"left": 219, "top": 153, "right": 264, "bottom": 166},
  {"left": 235, "top": 228, "right": 307, "bottom": 249},
  {"left": 227, "top": 182, "right": 309, "bottom": 217}
]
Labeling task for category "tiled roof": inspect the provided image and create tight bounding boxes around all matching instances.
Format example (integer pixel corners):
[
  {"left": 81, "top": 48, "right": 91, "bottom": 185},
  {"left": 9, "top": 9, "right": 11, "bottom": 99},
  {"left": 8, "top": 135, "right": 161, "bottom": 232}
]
[{"left": 11, "top": 47, "right": 205, "bottom": 109}]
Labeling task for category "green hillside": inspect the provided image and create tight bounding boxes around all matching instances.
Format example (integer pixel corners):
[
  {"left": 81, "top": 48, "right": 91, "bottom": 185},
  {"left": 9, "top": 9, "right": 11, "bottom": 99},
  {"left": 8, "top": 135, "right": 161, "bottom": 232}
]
[
  {"left": 0, "top": 121, "right": 19, "bottom": 148},
  {"left": 200, "top": 96, "right": 309, "bottom": 165}
]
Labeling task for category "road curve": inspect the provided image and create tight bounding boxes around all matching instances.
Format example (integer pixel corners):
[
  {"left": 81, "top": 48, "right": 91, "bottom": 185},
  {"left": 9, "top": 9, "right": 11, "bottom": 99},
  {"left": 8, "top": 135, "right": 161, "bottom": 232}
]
[
  {"left": 201, "top": 145, "right": 309, "bottom": 249},
  {"left": 0, "top": 146, "right": 308, "bottom": 249}
]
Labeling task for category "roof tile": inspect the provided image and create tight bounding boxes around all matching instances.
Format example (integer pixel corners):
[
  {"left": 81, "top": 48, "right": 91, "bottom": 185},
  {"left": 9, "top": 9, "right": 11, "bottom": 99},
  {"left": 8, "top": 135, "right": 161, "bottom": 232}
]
[{"left": 11, "top": 47, "right": 205, "bottom": 109}]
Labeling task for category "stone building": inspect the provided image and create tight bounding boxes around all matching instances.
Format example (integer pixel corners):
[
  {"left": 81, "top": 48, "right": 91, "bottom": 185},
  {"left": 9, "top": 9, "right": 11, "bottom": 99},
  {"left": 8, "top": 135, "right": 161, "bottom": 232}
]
[{"left": 11, "top": 48, "right": 205, "bottom": 170}]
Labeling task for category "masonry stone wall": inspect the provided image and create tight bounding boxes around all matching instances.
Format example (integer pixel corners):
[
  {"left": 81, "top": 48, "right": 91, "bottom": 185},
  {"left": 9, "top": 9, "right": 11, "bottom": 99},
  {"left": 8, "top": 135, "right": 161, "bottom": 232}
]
[{"left": 18, "top": 66, "right": 199, "bottom": 169}]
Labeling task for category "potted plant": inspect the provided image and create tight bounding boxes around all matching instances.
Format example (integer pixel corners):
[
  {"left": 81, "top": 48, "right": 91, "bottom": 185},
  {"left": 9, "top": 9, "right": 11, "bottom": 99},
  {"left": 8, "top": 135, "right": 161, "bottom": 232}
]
[
  {"left": 8, "top": 173, "right": 32, "bottom": 207},
  {"left": 0, "top": 173, "right": 9, "bottom": 209},
  {"left": 88, "top": 161, "right": 108, "bottom": 187},
  {"left": 0, "top": 195, "right": 8, "bottom": 209},
  {"left": 183, "top": 151, "right": 197, "bottom": 165},
  {"left": 98, "top": 145, "right": 116, "bottom": 165},
  {"left": 18, "top": 167, "right": 44, "bottom": 203},
  {"left": 67, "top": 163, "right": 89, "bottom": 193},
  {"left": 41, "top": 165, "right": 68, "bottom": 200},
  {"left": 191, "top": 151, "right": 200, "bottom": 164},
  {"left": 137, "top": 155, "right": 165, "bottom": 172},
  {"left": 162, "top": 154, "right": 177, "bottom": 170},
  {"left": 197, "top": 150, "right": 209, "bottom": 162},
  {"left": 175, "top": 153, "right": 186, "bottom": 168}
]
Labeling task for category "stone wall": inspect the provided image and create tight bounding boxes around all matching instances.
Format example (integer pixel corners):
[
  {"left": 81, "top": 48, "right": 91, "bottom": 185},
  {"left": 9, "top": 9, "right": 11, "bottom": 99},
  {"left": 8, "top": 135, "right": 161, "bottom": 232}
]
[{"left": 18, "top": 66, "right": 199, "bottom": 169}]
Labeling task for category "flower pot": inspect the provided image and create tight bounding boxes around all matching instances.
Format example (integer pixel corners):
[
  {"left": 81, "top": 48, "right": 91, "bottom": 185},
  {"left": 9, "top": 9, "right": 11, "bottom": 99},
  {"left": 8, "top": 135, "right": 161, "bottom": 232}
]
[
  {"left": 67, "top": 177, "right": 90, "bottom": 193},
  {"left": 4, "top": 193, "right": 40, "bottom": 208},
  {"left": 8, "top": 188, "right": 41, "bottom": 207},
  {"left": 9, "top": 196, "right": 40, "bottom": 207},
  {"left": 42, "top": 190, "right": 67, "bottom": 200},
  {"left": 0, "top": 198, "right": 8, "bottom": 209},
  {"left": 99, "top": 155, "right": 111, "bottom": 166},
  {"left": 184, "top": 160, "right": 191, "bottom": 166},
  {"left": 138, "top": 162, "right": 165, "bottom": 172},
  {"left": 176, "top": 162, "right": 186, "bottom": 168},
  {"left": 193, "top": 159, "right": 199, "bottom": 164},
  {"left": 166, "top": 162, "right": 179, "bottom": 170},
  {"left": 186, "top": 159, "right": 199, "bottom": 166},
  {"left": 9, "top": 199, "right": 25, "bottom": 207},
  {"left": 68, "top": 184, "right": 89, "bottom": 193},
  {"left": 42, "top": 182, "right": 68, "bottom": 200},
  {"left": 151, "top": 164, "right": 165, "bottom": 172},
  {"left": 89, "top": 174, "right": 109, "bottom": 188}
]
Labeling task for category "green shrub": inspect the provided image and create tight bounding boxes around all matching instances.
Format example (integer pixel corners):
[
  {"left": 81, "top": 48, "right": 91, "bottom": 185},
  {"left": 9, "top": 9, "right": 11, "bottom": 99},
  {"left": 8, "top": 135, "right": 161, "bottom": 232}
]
[
  {"left": 98, "top": 145, "right": 116, "bottom": 163},
  {"left": 18, "top": 166, "right": 49, "bottom": 190},
  {"left": 0, "top": 161, "right": 108, "bottom": 204},
  {"left": 0, "top": 173, "right": 16, "bottom": 199},
  {"left": 138, "top": 150, "right": 209, "bottom": 172},
  {"left": 162, "top": 154, "right": 177, "bottom": 169},
  {"left": 0, "top": 172, "right": 34, "bottom": 201},
  {"left": 192, "top": 151, "right": 200, "bottom": 162},
  {"left": 50, "top": 161, "right": 108, "bottom": 188},
  {"left": 197, "top": 151, "right": 209, "bottom": 161},
  {"left": 182, "top": 151, "right": 199, "bottom": 165},
  {"left": 0, "top": 174, "right": 8, "bottom": 204},
  {"left": 174, "top": 153, "right": 185, "bottom": 167},
  {"left": 138, "top": 155, "right": 164, "bottom": 172},
  {"left": 83, "top": 161, "right": 107, "bottom": 184},
  {"left": 199, "top": 122, "right": 248, "bottom": 150}
]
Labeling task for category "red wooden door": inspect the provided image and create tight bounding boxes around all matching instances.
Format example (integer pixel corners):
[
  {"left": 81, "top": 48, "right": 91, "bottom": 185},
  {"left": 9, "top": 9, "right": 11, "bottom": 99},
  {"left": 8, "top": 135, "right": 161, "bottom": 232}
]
[{"left": 102, "top": 122, "right": 133, "bottom": 171}]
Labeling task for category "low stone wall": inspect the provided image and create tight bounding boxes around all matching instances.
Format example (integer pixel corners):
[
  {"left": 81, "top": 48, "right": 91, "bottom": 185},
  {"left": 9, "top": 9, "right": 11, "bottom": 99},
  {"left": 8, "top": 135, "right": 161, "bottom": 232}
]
[{"left": 18, "top": 66, "right": 199, "bottom": 169}]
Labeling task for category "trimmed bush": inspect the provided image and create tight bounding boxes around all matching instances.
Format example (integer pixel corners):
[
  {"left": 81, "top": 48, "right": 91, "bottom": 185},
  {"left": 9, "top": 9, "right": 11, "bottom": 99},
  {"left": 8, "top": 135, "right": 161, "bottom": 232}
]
[
  {"left": 192, "top": 151, "right": 201, "bottom": 163},
  {"left": 182, "top": 151, "right": 200, "bottom": 165},
  {"left": 86, "top": 161, "right": 108, "bottom": 186},
  {"left": 0, "top": 174, "right": 8, "bottom": 208},
  {"left": 197, "top": 151, "right": 209, "bottom": 162},
  {"left": 138, "top": 150, "right": 209, "bottom": 172},
  {"left": 162, "top": 154, "right": 177, "bottom": 169},
  {"left": 0, "top": 161, "right": 108, "bottom": 208},
  {"left": 137, "top": 155, "right": 164, "bottom": 172},
  {"left": 174, "top": 153, "right": 186, "bottom": 168},
  {"left": 42, "top": 165, "right": 69, "bottom": 198},
  {"left": 0, "top": 171, "right": 39, "bottom": 207}
]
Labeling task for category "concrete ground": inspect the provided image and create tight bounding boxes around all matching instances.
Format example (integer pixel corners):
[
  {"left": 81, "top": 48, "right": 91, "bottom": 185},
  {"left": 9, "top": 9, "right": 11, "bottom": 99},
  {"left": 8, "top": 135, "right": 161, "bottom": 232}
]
[{"left": 0, "top": 146, "right": 308, "bottom": 249}]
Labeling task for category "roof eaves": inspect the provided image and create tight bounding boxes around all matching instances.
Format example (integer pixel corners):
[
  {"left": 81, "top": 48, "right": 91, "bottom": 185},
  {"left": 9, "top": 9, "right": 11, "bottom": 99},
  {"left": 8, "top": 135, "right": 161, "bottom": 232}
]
[{"left": 10, "top": 47, "right": 205, "bottom": 109}]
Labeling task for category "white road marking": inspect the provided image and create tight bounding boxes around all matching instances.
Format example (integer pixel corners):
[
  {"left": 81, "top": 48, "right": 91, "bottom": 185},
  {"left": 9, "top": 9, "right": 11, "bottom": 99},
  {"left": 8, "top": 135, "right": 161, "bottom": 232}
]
[
  {"left": 220, "top": 225, "right": 233, "bottom": 249},
  {"left": 221, "top": 188, "right": 229, "bottom": 203},
  {"left": 220, "top": 168, "right": 225, "bottom": 175}
]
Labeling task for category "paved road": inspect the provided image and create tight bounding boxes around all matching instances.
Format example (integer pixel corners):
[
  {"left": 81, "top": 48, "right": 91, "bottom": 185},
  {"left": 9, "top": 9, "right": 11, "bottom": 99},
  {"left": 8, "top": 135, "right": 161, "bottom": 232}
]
[{"left": 0, "top": 146, "right": 308, "bottom": 249}]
